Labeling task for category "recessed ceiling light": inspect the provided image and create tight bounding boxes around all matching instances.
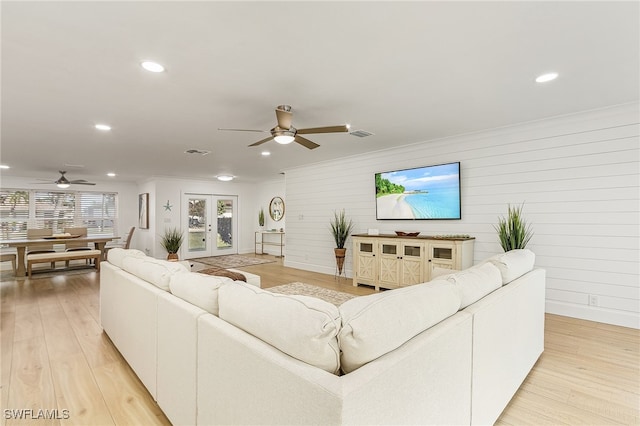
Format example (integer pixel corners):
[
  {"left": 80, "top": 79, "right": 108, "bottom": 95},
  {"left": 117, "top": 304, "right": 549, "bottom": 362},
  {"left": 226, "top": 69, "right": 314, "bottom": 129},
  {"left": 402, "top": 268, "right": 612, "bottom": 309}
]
[
  {"left": 217, "top": 175, "right": 234, "bottom": 182},
  {"left": 107, "top": 172, "right": 116, "bottom": 177},
  {"left": 141, "top": 61, "right": 165, "bottom": 73},
  {"left": 95, "top": 124, "right": 111, "bottom": 131},
  {"left": 535, "top": 72, "right": 559, "bottom": 83},
  {"left": 261, "top": 151, "right": 271, "bottom": 156},
  {"left": 0, "top": 165, "right": 9, "bottom": 169}
]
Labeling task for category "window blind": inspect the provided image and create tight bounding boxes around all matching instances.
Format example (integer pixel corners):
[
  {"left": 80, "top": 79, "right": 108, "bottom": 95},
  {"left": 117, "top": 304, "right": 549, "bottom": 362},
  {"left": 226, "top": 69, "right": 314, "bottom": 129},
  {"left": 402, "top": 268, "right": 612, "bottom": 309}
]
[
  {"left": 0, "top": 189, "right": 118, "bottom": 240},
  {"left": 0, "top": 190, "right": 30, "bottom": 240}
]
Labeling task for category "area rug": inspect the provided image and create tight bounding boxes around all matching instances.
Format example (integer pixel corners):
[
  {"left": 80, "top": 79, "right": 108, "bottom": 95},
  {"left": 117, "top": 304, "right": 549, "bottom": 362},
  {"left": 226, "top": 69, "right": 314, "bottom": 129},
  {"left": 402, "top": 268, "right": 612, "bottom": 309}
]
[
  {"left": 192, "top": 254, "right": 275, "bottom": 269},
  {"left": 268, "top": 282, "right": 357, "bottom": 306}
]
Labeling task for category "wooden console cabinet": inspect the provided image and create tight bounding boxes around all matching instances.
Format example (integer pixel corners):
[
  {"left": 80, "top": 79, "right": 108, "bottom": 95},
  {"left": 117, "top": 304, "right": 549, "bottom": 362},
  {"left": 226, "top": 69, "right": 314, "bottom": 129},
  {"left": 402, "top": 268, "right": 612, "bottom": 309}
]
[{"left": 352, "top": 234, "right": 475, "bottom": 290}]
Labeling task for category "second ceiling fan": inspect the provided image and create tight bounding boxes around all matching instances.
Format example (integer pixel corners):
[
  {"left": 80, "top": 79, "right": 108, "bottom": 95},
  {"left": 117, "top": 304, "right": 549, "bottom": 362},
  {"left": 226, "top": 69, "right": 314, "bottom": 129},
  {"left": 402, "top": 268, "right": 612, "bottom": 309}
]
[{"left": 218, "top": 105, "right": 349, "bottom": 150}]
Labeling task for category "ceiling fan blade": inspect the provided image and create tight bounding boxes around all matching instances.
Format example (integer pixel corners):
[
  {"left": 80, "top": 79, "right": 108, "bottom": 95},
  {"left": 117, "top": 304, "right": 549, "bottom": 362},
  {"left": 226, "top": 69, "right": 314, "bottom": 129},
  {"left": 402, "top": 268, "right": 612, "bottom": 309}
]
[
  {"left": 69, "top": 180, "right": 96, "bottom": 185},
  {"left": 248, "top": 136, "right": 274, "bottom": 147},
  {"left": 297, "top": 125, "right": 349, "bottom": 135},
  {"left": 294, "top": 135, "right": 320, "bottom": 150},
  {"left": 275, "top": 108, "right": 292, "bottom": 130},
  {"left": 218, "top": 128, "right": 268, "bottom": 133}
]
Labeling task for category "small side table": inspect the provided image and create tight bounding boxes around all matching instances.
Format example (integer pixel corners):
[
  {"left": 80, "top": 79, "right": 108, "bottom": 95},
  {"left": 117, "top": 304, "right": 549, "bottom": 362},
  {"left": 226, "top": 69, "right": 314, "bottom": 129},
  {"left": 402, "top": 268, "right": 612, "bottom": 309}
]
[{"left": 254, "top": 231, "right": 285, "bottom": 258}]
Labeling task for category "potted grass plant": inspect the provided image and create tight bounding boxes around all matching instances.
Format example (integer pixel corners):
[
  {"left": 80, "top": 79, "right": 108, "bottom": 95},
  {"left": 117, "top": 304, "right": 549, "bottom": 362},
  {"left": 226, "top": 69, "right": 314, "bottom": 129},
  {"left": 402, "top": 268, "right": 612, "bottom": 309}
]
[
  {"left": 494, "top": 203, "right": 534, "bottom": 252},
  {"left": 161, "top": 227, "right": 184, "bottom": 261},
  {"left": 258, "top": 207, "right": 265, "bottom": 229},
  {"left": 330, "top": 209, "right": 354, "bottom": 275}
]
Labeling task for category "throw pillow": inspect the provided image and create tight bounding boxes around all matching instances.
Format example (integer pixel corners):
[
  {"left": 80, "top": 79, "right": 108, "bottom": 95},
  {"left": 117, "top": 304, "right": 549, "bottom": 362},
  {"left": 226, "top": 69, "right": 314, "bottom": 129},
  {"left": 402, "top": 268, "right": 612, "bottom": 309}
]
[{"left": 198, "top": 268, "right": 246, "bottom": 282}]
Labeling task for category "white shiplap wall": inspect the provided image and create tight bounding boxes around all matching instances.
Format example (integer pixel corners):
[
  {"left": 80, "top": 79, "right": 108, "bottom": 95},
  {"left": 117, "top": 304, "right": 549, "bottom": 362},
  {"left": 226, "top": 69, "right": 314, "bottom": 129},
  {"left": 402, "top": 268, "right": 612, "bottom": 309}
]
[{"left": 283, "top": 103, "right": 639, "bottom": 328}]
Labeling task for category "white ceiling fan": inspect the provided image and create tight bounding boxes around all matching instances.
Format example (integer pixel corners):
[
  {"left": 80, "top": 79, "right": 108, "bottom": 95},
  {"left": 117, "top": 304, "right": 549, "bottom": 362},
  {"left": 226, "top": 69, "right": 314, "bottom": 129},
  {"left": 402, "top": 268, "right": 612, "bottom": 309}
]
[{"left": 218, "top": 105, "right": 350, "bottom": 150}]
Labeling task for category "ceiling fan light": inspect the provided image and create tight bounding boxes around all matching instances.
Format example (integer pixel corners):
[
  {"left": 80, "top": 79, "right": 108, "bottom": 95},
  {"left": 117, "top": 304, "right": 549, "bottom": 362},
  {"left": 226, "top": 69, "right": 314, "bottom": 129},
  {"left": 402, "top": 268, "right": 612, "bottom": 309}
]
[
  {"left": 95, "top": 124, "right": 111, "bottom": 131},
  {"left": 57, "top": 183, "right": 70, "bottom": 189},
  {"left": 535, "top": 72, "right": 558, "bottom": 83},
  {"left": 217, "top": 175, "right": 234, "bottom": 181},
  {"left": 141, "top": 61, "right": 165, "bottom": 73},
  {"left": 274, "top": 135, "right": 295, "bottom": 144}
]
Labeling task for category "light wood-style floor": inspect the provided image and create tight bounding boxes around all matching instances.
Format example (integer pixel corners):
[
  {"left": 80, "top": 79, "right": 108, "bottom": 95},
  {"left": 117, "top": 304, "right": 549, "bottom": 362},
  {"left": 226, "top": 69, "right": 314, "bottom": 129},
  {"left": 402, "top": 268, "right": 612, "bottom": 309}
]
[{"left": 1, "top": 255, "right": 638, "bottom": 425}]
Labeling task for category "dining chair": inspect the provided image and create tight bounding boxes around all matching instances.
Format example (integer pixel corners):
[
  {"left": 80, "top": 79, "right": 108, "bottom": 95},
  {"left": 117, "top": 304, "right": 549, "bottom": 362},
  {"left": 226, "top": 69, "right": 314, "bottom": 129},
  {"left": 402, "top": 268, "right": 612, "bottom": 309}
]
[
  {"left": 104, "top": 226, "right": 135, "bottom": 259},
  {"left": 63, "top": 227, "right": 92, "bottom": 267},
  {"left": 26, "top": 228, "right": 56, "bottom": 268}
]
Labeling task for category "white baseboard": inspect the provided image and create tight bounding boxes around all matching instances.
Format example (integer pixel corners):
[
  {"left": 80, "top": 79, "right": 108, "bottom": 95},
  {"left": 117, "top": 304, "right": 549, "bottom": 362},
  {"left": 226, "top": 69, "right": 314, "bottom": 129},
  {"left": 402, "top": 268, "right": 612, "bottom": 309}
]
[
  {"left": 546, "top": 300, "right": 639, "bottom": 329},
  {"left": 284, "top": 259, "right": 352, "bottom": 280}
]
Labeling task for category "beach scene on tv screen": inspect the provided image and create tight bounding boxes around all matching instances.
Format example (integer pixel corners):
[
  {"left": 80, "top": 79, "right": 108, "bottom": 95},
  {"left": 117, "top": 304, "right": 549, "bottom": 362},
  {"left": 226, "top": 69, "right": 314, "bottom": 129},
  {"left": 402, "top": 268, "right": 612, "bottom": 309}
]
[{"left": 376, "top": 163, "right": 461, "bottom": 219}]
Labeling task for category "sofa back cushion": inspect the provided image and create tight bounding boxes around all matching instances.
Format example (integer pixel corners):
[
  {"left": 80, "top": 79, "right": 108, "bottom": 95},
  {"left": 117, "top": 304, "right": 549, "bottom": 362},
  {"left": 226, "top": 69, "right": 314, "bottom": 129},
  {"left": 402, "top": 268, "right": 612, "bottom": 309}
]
[
  {"left": 218, "top": 282, "right": 341, "bottom": 374},
  {"left": 107, "top": 248, "right": 146, "bottom": 268},
  {"left": 338, "top": 280, "right": 460, "bottom": 374},
  {"left": 121, "top": 256, "right": 189, "bottom": 291},
  {"left": 169, "top": 272, "right": 232, "bottom": 316},
  {"left": 443, "top": 262, "right": 502, "bottom": 309},
  {"left": 486, "top": 249, "right": 535, "bottom": 285}
]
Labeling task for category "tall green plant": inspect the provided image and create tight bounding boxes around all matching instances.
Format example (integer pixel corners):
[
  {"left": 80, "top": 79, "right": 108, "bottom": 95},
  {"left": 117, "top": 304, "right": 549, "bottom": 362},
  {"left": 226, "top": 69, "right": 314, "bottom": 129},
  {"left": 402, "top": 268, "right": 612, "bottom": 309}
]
[
  {"left": 494, "top": 203, "right": 533, "bottom": 252},
  {"left": 258, "top": 208, "right": 265, "bottom": 227},
  {"left": 330, "top": 209, "right": 354, "bottom": 249},
  {"left": 160, "top": 227, "right": 184, "bottom": 254}
]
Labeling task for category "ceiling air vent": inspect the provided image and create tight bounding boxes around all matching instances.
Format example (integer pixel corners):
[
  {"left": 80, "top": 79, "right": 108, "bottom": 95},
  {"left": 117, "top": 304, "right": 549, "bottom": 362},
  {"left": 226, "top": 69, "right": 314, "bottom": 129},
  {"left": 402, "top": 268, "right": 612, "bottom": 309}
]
[
  {"left": 184, "top": 149, "right": 211, "bottom": 155},
  {"left": 350, "top": 129, "right": 374, "bottom": 138}
]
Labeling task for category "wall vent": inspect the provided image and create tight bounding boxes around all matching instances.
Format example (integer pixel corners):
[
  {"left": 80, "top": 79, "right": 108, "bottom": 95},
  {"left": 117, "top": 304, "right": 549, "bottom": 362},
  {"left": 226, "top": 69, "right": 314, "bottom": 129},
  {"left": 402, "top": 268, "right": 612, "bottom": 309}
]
[
  {"left": 184, "top": 149, "right": 211, "bottom": 155},
  {"left": 350, "top": 129, "right": 374, "bottom": 138}
]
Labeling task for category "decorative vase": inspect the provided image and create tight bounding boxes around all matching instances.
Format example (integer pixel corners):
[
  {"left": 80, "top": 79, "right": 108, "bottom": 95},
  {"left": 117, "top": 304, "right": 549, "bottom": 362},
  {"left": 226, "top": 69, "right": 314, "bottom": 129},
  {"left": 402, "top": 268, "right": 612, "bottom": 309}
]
[
  {"left": 167, "top": 253, "right": 179, "bottom": 261},
  {"left": 334, "top": 248, "right": 346, "bottom": 275}
]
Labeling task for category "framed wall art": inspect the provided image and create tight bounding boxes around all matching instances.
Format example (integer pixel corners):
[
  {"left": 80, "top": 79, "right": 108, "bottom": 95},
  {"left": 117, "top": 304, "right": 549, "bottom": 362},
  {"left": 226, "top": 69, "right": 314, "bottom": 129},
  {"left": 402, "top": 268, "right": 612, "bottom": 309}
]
[{"left": 139, "top": 193, "right": 149, "bottom": 229}]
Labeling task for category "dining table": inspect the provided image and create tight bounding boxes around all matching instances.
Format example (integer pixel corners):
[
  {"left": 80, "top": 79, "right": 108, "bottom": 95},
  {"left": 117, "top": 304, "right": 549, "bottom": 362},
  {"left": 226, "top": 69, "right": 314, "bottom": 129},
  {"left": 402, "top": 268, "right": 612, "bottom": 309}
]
[{"left": 0, "top": 235, "right": 117, "bottom": 277}]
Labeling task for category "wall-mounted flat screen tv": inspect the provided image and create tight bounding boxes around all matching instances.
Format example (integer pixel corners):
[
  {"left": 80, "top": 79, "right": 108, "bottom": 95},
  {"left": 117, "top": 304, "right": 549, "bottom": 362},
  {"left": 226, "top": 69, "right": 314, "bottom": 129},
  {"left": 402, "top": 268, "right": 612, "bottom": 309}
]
[{"left": 375, "top": 162, "right": 461, "bottom": 220}]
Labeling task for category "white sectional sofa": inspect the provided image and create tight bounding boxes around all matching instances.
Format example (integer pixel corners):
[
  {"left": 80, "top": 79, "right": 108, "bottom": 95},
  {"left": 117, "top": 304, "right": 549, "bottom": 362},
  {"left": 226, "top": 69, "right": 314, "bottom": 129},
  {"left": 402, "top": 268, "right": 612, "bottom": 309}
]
[{"left": 100, "top": 248, "right": 545, "bottom": 425}]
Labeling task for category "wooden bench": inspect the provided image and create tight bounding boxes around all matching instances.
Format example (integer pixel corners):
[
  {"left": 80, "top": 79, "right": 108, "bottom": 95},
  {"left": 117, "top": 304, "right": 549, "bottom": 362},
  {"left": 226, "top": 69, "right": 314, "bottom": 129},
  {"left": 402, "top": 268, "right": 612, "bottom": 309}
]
[{"left": 27, "top": 249, "right": 102, "bottom": 277}]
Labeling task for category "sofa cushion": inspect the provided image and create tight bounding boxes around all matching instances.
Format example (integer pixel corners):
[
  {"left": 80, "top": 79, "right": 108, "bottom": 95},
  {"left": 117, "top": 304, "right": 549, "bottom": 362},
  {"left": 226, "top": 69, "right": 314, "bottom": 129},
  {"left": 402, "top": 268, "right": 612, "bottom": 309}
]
[
  {"left": 443, "top": 262, "right": 502, "bottom": 309},
  {"left": 338, "top": 280, "right": 461, "bottom": 374},
  {"left": 121, "top": 256, "right": 189, "bottom": 291},
  {"left": 218, "top": 282, "right": 341, "bottom": 374},
  {"left": 107, "top": 248, "right": 146, "bottom": 268},
  {"left": 169, "top": 272, "right": 232, "bottom": 316},
  {"left": 486, "top": 249, "right": 535, "bottom": 285}
]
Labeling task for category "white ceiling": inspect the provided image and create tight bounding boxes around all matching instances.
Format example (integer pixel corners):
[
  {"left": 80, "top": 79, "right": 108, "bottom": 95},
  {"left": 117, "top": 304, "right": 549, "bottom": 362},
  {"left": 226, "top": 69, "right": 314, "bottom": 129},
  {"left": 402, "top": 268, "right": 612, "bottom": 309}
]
[{"left": 1, "top": 1, "right": 638, "bottom": 185}]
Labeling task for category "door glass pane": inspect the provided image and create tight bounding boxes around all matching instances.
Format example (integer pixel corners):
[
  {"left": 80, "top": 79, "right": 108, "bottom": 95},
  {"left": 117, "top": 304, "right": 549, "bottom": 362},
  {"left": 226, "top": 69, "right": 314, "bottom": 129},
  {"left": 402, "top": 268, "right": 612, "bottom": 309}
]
[
  {"left": 188, "top": 198, "right": 206, "bottom": 251},
  {"left": 217, "top": 199, "right": 233, "bottom": 249}
]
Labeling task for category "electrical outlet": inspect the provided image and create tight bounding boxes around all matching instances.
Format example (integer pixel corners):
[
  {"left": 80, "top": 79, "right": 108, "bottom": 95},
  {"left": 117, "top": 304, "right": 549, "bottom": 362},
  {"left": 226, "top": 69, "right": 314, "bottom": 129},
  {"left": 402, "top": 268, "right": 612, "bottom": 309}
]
[{"left": 589, "top": 295, "right": 599, "bottom": 306}]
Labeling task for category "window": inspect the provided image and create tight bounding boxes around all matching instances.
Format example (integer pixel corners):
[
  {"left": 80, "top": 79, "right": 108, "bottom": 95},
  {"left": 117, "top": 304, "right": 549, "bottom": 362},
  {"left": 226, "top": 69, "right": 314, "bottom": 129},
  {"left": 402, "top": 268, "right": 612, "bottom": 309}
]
[
  {"left": 0, "top": 189, "right": 118, "bottom": 240},
  {"left": 77, "top": 192, "right": 117, "bottom": 236},
  {"left": 0, "top": 190, "right": 29, "bottom": 240},
  {"left": 35, "top": 191, "right": 75, "bottom": 232}
]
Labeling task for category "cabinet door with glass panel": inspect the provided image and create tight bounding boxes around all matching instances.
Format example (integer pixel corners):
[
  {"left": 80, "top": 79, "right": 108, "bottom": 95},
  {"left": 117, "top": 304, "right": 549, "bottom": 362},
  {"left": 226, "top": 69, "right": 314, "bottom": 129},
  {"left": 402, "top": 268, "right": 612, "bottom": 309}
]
[
  {"left": 353, "top": 239, "right": 377, "bottom": 286},
  {"left": 426, "top": 241, "right": 457, "bottom": 281},
  {"left": 378, "top": 239, "right": 401, "bottom": 289},
  {"left": 400, "top": 242, "right": 425, "bottom": 286}
]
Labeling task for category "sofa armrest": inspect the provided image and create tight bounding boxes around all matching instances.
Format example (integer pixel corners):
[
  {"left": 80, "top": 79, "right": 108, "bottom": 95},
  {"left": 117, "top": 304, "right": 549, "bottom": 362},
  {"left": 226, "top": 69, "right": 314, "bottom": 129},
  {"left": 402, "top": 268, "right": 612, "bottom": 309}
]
[
  {"left": 157, "top": 292, "right": 207, "bottom": 426},
  {"left": 463, "top": 268, "right": 546, "bottom": 425}
]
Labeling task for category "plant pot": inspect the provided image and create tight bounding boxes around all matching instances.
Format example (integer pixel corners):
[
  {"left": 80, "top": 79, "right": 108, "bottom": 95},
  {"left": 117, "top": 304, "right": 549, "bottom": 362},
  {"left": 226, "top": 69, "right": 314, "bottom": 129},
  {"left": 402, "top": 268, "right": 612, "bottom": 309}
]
[
  {"left": 167, "top": 253, "right": 179, "bottom": 262},
  {"left": 334, "top": 248, "right": 346, "bottom": 275}
]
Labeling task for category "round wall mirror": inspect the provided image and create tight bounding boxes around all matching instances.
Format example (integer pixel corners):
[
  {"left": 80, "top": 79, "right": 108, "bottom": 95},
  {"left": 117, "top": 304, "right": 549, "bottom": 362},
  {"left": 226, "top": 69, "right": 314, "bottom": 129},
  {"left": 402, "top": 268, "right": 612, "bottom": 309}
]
[{"left": 269, "top": 196, "right": 285, "bottom": 221}]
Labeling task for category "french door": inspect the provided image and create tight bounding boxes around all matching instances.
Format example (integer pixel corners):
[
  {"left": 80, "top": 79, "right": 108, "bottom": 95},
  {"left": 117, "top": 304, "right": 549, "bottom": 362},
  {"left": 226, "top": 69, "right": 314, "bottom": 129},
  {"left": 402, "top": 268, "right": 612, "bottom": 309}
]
[{"left": 184, "top": 194, "right": 237, "bottom": 258}]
